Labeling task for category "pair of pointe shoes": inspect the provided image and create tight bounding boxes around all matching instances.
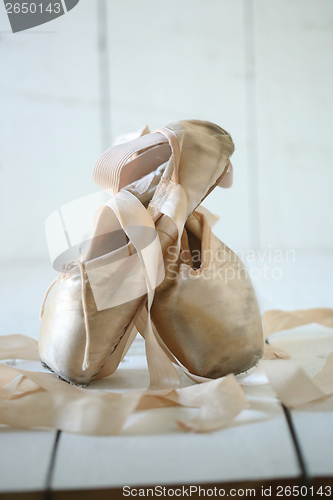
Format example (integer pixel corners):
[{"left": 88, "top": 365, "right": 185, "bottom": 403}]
[{"left": 39, "top": 120, "right": 263, "bottom": 386}]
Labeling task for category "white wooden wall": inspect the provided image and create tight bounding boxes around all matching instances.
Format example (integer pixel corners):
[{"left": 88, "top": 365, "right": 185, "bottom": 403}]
[{"left": 0, "top": 0, "right": 332, "bottom": 263}]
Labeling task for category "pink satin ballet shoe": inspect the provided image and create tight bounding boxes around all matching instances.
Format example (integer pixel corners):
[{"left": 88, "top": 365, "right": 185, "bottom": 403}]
[
  {"left": 39, "top": 120, "right": 235, "bottom": 385},
  {"left": 151, "top": 211, "right": 264, "bottom": 379}
]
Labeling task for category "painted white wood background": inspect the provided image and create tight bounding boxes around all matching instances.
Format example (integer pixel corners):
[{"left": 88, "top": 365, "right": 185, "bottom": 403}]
[
  {"left": 0, "top": 0, "right": 332, "bottom": 496},
  {"left": 0, "top": 0, "right": 333, "bottom": 264}
]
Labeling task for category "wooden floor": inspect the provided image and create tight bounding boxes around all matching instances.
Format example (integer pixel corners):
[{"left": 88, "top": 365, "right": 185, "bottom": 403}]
[{"left": 0, "top": 254, "right": 332, "bottom": 498}]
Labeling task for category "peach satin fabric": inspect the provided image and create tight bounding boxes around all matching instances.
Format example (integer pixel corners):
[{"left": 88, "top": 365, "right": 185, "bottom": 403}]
[{"left": 1, "top": 308, "right": 333, "bottom": 435}]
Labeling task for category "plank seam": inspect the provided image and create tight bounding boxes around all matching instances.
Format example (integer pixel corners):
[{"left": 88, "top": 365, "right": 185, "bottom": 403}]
[
  {"left": 44, "top": 430, "right": 61, "bottom": 500},
  {"left": 282, "top": 405, "right": 314, "bottom": 499},
  {"left": 97, "top": 0, "right": 112, "bottom": 151}
]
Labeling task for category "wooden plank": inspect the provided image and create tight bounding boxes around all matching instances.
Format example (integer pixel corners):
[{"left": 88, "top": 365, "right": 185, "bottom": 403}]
[
  {"left": 50, "top": 479, "right": 306, "bottom": 500},
  {"left": 0, "top": 357, "right": 57, "bottom": 495},
  {"left": 108, "top": 0, "right": 252, "bottom": 251},
  {"left": 51, "top": 338, "right": 300, "bottom": 491},
  {"left": 292, "top": 401, "right": 333, "bottom": 478},
  {"left": 52, "top": 409, "right": 299, "bottom": 490},
  {"left": 0, "top": 427, "right": 56, "bottom": 494},
  {"left": 254, "top": 0, "right": 333, "bottom": 250},
  {"left": 246, "top": 252, "right": 333, "bottom": 317},
  {"left": 0, "top": 263, "right": 57, "bottom": 341},
  {"left": 0, "top": 0, "right": 101, "bottom": 264}
]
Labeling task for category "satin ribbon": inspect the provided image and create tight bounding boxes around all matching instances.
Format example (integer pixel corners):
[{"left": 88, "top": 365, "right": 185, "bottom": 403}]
[{"left": 1, "top": 308, "right": 333, "bottom": 434}]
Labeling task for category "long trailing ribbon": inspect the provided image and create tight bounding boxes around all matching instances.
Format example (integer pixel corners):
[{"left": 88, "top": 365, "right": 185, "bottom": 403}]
[
  {"left": 1, "top": 308, "right": 333, "bottom": 435},
  {"left": 258, "top": 308, "right": 333, "bottom": 406},
  {"left": 0, "top": 340, "right": 247, "bottom": 434}
]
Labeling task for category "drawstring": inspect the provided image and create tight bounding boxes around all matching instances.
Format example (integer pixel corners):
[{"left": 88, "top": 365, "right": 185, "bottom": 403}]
[
  {"left": 39, "top": 278, "right": 58, "bottom": 320},
  {"left": 40, "top": 260, "right": 91, "bottom": 372},
  {"left": 76, "top": 260, "right": 91, "bottom": 371}
]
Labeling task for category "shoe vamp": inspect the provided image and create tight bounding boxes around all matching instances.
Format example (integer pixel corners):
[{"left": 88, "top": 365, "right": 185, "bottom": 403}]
[
  {"left": 152, "top": 238, "right": 263, "bottom": 378},
  {"left": 39, "top": 273, "right": 142, "bottom": 384}
]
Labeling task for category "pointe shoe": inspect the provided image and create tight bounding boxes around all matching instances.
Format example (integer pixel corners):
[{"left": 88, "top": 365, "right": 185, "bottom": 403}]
[
  {"left": 39, "top": 120, "right": 235, "bottom": 385},
  {"left": 151, "top": 211, "right": 264, "bottom": 378}
]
